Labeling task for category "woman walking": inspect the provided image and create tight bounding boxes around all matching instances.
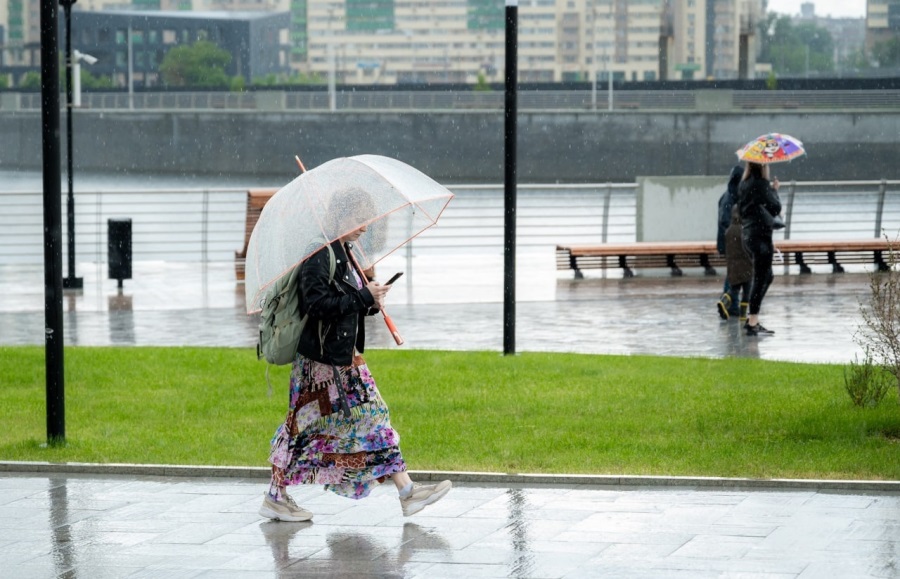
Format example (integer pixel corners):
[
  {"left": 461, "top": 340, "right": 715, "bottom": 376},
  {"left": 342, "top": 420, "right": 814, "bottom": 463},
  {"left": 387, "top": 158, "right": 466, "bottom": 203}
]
[
  {"left": 738, "top": 162, "right": 782, "bottom": 336},
  {"left": 260, "top": 210, "right": 451, "bottom": 522}
]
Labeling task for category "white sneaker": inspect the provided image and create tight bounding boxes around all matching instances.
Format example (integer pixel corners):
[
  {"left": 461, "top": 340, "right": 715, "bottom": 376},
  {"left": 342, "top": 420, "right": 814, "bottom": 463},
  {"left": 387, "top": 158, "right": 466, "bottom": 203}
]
[
  {"left": 399, "top": 481, "right": 452, "bottom": 517},
  {"left": 259, "top": 492, "right": 313, "bottom": 522}
]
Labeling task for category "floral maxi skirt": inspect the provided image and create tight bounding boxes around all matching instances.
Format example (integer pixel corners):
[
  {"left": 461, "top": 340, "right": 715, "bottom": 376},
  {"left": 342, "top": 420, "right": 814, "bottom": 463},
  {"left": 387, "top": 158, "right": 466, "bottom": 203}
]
[{"left": 267, "top": 354, "right": 407, "bottom": 499}]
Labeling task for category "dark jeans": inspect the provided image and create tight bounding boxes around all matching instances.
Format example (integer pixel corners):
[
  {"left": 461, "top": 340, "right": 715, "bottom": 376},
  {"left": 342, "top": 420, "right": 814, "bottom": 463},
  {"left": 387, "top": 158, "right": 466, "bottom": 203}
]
[
  {"left": 727, "top": 281, "right": 750, "bottom": 310},
  {"left": 742, "top": 233, "right": 774, "bottom": 316}
]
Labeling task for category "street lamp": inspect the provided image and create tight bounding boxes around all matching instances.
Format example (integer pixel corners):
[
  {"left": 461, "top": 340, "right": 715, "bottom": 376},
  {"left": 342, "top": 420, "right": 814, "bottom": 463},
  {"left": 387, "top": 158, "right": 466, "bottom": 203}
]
[{"left": 59, "top": 0, "right": 81, "bottom": 290}]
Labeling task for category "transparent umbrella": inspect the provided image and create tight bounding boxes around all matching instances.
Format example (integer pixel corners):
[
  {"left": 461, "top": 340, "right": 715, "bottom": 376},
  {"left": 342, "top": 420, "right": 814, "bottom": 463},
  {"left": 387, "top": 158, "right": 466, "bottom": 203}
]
[{"left": 244, "top": 155, "right": 454, "bottom": 317}]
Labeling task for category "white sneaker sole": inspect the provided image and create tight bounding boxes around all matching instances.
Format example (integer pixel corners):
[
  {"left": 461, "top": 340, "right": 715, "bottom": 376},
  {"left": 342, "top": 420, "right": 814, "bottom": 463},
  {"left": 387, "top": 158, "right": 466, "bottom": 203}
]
[
  {"left": 402, "top": 483, "right": 452, "bottom": 517},
  {"left": 259, "top": 505, "right": 313, "bottom": 522}
]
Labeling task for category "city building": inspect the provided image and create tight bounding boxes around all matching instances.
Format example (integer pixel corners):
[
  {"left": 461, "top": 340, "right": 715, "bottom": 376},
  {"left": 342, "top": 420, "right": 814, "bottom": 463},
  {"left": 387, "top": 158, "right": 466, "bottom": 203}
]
[
  {"left": 67, "top": 10, "right": 291, "bottom": 86},
  {"left": 298, "top": 0, "right": 762, "bottom": 85},
  {"left": 0, "top": 0, "right": 765, "bottom": 86},
  {"left": 866, "top": 0, "right": 900, "bottom": 52},
  {"left": 796, "top": 2, "right": 865, "bottom": 74}
]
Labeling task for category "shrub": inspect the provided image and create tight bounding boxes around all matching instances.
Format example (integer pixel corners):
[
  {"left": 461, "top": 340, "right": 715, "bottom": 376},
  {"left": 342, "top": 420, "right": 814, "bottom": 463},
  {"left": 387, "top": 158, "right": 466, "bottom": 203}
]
[
  {"left": 855, "top": 234, "right": 900, "bottom": 398},
  {"left": 844, "top": 351, "right": 892, "bottom": 408}
]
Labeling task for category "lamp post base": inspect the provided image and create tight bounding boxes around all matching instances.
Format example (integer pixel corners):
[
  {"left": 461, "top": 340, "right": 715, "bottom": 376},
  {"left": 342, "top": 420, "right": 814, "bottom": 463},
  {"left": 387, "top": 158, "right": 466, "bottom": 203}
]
[{"left": 63, "top": 276, "right": 83, "bottom": 290}]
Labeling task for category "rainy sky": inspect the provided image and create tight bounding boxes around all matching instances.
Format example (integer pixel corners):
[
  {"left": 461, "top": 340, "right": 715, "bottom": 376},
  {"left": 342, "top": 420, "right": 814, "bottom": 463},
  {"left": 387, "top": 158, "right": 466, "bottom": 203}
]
[{"left": 770, "top": 0, "right": 865, "bottom": 18}]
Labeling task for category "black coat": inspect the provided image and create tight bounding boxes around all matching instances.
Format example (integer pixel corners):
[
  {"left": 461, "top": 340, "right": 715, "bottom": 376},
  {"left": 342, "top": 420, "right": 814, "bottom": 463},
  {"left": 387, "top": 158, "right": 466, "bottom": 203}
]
[
  {"left": 738, "top": 174, "right": 782, "bottom": 237},
  {"left": 296, "top": 240, "right": 376, "bottom": 366},
  {"left": 716, "top": 165, "right": 744, "bottom": 255}
]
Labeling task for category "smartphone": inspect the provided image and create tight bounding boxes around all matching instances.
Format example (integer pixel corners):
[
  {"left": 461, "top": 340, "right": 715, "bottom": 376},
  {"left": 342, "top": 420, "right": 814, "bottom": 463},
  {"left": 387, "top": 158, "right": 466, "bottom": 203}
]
[{"left": 385, "top": 272, "right": 403, "bottom": 285}]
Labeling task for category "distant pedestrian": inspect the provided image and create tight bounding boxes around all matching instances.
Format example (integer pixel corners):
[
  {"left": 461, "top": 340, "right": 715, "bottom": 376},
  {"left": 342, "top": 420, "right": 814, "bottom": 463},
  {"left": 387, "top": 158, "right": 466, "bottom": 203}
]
[
  {"left": 724, "top": 204, "right": 752, "bottom": 322},
  {"left": 738, "top": 162, "right": 782, "bottom": 336},
  {"left": 716, "top": 164, "right": 744, "bottom": 320}
]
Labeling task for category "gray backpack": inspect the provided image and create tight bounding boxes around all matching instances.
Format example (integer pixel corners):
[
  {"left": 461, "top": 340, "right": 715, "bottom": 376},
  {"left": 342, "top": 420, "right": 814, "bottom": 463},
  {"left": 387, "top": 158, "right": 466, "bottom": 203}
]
[{"left": 257, "top": 243, "right": 336, "bottom": 366}]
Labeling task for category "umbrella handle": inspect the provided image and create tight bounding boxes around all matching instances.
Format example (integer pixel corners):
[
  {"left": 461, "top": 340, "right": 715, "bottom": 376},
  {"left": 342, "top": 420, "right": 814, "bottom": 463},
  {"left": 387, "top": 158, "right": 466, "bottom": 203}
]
[
  {"left": 346, "top": 251, "right": 404, "bottom": 346},
  {"left": 382, "top": 310, "right": 405, "bottom": 346}
]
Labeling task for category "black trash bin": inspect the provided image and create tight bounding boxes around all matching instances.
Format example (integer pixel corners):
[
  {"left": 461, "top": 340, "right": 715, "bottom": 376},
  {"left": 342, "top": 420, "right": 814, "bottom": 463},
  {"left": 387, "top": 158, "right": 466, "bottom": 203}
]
[{"left": 108, "top": 218, "right": 132, "bottom": 288}]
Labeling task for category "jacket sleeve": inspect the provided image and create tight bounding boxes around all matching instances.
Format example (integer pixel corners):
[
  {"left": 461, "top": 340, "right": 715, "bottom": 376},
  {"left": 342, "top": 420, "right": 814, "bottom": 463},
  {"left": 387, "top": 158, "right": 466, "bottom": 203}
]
[
  {"left": 762, "top": 183, "right": 782, "bottom": 217},
  {"left": 300, "top": 247, "right": 375, "bottom": 320}
]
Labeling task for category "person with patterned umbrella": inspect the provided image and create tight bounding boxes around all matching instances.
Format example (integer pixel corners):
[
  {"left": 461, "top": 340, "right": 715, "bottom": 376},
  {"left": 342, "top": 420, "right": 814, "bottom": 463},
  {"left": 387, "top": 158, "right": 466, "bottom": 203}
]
[{"left": 735, "top": 133, "right": 806, "bottom": 337}]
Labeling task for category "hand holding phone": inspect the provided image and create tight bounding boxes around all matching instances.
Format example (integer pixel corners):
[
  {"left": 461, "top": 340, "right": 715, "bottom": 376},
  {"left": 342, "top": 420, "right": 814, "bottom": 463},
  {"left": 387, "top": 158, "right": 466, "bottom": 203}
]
[{"left": 385, "top": 272, "right": 403, "bottom": 285}]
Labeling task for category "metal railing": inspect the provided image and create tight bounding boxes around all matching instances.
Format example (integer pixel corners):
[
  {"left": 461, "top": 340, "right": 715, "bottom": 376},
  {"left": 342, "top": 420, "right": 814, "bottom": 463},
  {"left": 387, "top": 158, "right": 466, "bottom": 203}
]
[
  {"left": 7, "top": 89, "right": 900, "bottom": 112},
  {"left": 1, "top": 181, "right": 898, "bottom": 267},
  {"left": 732, "top": 90, "right": 900, "bottom": 110}
]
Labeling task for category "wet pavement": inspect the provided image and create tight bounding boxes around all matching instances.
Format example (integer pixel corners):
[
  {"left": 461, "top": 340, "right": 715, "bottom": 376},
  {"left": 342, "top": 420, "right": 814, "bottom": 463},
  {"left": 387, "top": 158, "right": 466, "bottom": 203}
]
[
  {"left": 2, "top": 472, "right": 900, "bottom": 578},
  {"left": 0, "top": 250, "right": 869, "bottom": 364},
  {"left": 0, "top": 254, "right": 888, "bottom": 577}
]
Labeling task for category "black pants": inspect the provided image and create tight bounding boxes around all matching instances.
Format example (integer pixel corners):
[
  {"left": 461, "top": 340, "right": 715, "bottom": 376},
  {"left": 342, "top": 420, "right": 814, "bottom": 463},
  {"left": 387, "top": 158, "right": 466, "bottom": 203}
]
[{"left": 742, "top": 233, "right": 774, "bottom": 316}]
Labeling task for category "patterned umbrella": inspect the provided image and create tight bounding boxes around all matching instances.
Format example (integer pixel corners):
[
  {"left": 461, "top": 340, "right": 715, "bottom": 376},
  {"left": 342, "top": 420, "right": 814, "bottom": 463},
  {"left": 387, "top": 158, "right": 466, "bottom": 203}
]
[{"left": 736, "top": 133, "right": 806, "bottom": 164}]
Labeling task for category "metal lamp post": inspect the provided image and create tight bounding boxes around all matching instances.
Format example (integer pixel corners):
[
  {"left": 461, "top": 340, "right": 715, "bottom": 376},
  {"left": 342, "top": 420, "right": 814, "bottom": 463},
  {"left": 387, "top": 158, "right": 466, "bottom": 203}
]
[{"left": 60, "top": 0, "right": 82, "bottom": 290}]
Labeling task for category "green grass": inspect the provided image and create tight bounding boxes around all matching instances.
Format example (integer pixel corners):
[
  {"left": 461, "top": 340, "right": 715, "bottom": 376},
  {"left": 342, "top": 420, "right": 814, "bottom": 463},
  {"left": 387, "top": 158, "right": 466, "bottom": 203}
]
[{"left": 2, "top": 346, "right": 900, "bottom": 480}]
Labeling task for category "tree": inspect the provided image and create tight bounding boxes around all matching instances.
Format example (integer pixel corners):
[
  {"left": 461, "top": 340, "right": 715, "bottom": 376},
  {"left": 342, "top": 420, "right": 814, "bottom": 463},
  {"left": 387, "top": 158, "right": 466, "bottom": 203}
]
[
  {"left": 79, "top": 69, "right": 114, "bottom": 90},
  {"left": 159, "top": 40, "right": 233, "bottom": 88},
  {"left": 758, "top": 14, "right": 834, "bottom": 77},
  {"left": 872, "top": 37, "right": 900, "bottom": 68},
  {"left": 18, "top": 71, "right": 42, "bottom": 90}
]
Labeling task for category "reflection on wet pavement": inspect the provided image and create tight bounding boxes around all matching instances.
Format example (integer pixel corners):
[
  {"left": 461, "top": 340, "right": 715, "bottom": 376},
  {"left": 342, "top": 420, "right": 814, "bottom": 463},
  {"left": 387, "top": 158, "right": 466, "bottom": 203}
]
[
  {"left": 0, "top": 254, "right": 867, "bottom": 364},
  {"left": 3, "top": 473, "right": 900, "bottom": 578}
]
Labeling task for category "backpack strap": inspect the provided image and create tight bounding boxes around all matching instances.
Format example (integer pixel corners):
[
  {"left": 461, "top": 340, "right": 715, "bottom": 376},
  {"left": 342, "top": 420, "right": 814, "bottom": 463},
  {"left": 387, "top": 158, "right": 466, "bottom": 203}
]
[{"left": 317, "top": 242, "right": 337, "bottom": 358}]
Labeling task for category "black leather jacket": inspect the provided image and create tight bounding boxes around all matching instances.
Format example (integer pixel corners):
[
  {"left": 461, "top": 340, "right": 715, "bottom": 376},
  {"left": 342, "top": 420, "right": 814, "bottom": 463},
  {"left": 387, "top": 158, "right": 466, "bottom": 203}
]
[
  {"left": 296, "top": 240, "right": 376, "bottom": 366},
  {"left": 738, "top": 175, "right": 782, "bottom": 237}
]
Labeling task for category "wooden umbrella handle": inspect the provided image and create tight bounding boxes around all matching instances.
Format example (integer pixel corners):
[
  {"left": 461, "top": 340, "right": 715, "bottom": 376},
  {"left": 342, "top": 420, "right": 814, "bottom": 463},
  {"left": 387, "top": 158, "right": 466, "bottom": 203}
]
[{"left": 347, "top": 251, "right": 404, "bottom": 346}]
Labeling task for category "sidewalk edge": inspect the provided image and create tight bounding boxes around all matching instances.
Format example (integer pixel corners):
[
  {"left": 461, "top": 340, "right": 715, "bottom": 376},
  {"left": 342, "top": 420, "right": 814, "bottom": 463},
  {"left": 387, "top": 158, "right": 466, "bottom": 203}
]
[{"left": 1, "top": 461, "right": 898, "bottom": 492}]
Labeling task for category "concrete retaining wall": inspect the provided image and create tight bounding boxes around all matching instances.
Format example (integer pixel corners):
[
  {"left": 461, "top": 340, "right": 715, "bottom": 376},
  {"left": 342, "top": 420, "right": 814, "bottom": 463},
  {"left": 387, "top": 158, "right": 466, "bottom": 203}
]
[
  {"left": 637, "top": 176, "right": 727, "bottom": 242},
  {"left": 1, "top": 110, "right": 897, "bottom": 183}
]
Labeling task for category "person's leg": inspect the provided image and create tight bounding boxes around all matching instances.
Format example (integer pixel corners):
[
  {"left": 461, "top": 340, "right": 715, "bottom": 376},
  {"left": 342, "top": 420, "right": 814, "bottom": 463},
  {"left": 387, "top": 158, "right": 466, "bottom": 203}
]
[
  {"left": 739, "top": 282, "right": 750, "bottom": 322},
  {"left": 268, "top": 466, "right": 286, "bottom": 500},
  {"left": 717, "top": 278, "right": 733, "bottom": 320},
  {"left": 389, "top": 471, "right": 452, "bottom": 517},
  {"left": 746, "top": 237, "right": 774, "bottom": 334},
  {"left": 727, "top": 283, "right": 741, "bottom": 316}
]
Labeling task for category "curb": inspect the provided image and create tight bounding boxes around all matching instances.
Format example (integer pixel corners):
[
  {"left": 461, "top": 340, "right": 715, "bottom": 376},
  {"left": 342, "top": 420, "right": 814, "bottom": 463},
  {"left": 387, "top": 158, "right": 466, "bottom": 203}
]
[{"left": 2, "top": 461, "right": 899, "bottom": 492}]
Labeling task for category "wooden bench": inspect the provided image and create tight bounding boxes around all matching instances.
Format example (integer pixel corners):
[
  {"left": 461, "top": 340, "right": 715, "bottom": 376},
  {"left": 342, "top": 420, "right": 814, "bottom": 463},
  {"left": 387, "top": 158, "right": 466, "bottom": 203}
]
[
  {"left": 557, "top": 238, "right": 892, "bottom": 278},
  {"left": 235, "top": 188, "right": 277, "bottom": 281}
]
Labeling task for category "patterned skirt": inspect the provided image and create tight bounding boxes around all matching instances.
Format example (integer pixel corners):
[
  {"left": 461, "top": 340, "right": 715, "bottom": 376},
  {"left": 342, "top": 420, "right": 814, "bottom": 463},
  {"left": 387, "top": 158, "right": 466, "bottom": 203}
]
[{"left": 267, "top": 353, "right": 407, "bottom": 499}]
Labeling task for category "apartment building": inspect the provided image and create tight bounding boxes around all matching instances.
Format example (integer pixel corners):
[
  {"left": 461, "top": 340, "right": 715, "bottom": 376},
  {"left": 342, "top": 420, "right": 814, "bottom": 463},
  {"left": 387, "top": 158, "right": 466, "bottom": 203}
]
[
  {"left": 300, "top": 0, "right": 760, "bottom": 84},
  {"left": 866, "top": 0, "right": 900, "bottom": 51},
  {"left": 0, "top": 0, "right": 762, "bottom": 83}
]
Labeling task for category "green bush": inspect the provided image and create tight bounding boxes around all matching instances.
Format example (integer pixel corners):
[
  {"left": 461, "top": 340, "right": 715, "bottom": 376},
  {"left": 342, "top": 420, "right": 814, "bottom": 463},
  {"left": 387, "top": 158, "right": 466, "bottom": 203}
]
[{"left": 844, "top": 352, "right": 892, "bottom": 408}]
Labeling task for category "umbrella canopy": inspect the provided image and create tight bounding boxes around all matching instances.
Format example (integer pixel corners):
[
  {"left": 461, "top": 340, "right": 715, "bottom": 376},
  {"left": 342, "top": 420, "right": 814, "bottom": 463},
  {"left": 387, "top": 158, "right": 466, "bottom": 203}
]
[
  {"left": 736, "top": 133, "right": 806, "bottom": 164},
  {"left": 245, "top": 155, "right": 454, "bottom": 313}
]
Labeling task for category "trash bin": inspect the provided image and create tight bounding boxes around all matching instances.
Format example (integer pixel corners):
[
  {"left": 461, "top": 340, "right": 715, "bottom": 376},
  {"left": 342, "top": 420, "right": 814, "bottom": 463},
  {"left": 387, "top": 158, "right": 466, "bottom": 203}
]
[{"left": 108, "top": 218, "right": 132, "bottom": 288}]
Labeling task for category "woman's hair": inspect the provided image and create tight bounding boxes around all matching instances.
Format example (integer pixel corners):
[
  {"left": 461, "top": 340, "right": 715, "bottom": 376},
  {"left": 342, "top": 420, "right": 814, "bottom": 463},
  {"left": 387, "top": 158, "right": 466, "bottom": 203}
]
[
  {"left": 327, "top": 187, "right": 376, "bottom": 235},
  {"left": 742, "top": 162, "right": 767, "bottom": 181}
]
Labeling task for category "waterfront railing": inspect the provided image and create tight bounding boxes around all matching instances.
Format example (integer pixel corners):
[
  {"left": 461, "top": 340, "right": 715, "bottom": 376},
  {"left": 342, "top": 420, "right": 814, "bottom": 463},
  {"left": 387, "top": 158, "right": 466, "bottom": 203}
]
[
  {"left": 5, "top": 90, "right": 900, "bottom": 112},
  {"left": 1, "top": 181, "right": 899, "bottom": 269}
]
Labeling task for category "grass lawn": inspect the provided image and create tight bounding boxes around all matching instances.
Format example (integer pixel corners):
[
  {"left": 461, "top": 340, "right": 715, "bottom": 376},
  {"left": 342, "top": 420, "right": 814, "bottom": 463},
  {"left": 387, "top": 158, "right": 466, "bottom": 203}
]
[{"left": 2, "top": 346, "right": 899, "bottom": 480}]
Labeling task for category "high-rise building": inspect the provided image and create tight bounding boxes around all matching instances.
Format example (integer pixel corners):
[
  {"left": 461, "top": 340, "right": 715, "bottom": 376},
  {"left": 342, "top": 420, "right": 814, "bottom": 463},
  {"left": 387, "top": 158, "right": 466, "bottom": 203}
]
[
  {"left": 300, "top": 0, "right": 761, "bottom": 85},
  {"left": 866, "top": 0, "right": 900, "bottom": 53},
  {"left": 0, "top": 0, "right": 764, "bottom": 84}
]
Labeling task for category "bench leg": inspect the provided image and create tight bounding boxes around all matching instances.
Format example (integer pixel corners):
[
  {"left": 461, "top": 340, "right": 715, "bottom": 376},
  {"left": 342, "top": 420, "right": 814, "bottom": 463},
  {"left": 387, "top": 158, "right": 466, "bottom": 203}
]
[
  {"left": 795, "top": 252, "right": 812, "bottom": 275},
  {"left": 875, "top": 250, "right": 890, "bottom": 272},
  {"left": 666, "top": 255, "right": 683, "bottom": 277},
  {"left": 568, "top": 253, "right": 584, "bottom": 279},
  {"left": 699, "top": 254, "right": 716, "bottom": 276},
  {"left": 828, "top": 251, "right": 845, "bottom": 274},
  {"left": 618, "top": 255, "right": 634, "bottom": 278}
]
